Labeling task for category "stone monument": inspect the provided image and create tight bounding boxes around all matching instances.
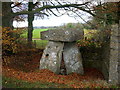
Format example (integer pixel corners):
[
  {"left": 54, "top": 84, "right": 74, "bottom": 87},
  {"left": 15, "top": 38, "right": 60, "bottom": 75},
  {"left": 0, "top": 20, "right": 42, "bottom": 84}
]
[{"left": 39, "top": 28, "right": 84, "bottom": 75}]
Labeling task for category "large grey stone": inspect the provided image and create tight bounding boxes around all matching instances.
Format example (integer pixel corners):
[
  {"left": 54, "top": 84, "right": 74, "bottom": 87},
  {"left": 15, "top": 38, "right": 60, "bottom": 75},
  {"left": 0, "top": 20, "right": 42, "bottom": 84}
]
[
  {"left": 109, "top": 24, "right": 120, "bottom": 85},
  {"left": 63, "top": 42, "right": 84, "bottom": 75},
  {"left": 39, "top": 41, "right": 64, "bottom": 74},
  {"left": 109, "top": 56, "right": 119, "bottom": 85},
  {"left": 41, "top": 28, "right": 83, "bottom": 42}
]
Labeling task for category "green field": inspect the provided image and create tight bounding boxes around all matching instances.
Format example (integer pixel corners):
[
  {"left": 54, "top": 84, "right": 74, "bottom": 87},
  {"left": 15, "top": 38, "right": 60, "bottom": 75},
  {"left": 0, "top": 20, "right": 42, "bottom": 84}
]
[
  {"left": 21, "top": 29, "right": 49, "bottom": 49},
  {"left": 21, "top": 29, "right": 48, "bottom": 39},
  {"left": 33, "top": 40, "right": 48, "bottom": 49}
]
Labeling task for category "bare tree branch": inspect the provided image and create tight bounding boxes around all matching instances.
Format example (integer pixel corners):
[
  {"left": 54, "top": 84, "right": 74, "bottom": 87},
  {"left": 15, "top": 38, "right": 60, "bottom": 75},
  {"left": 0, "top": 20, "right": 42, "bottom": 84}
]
[
  {"left": 48, "top": 9, "right": 58, "bottom": 16},
  {"left": 74, "top": 6, "right": 95, "bottom": 16},
  {"left": 70, "top": 9, "right": 97, "bottom": 28},
  {"left": 14, "top": 2, "right": 94, "bottom": 17},
  {"left": 14, "top": 10, "right": 48, "bottom": 16},
  {"left": 11, "top": 2, "right": 22, "bottom": 8},
  {"left": 50, "top": 1, "right": 60, "bottom": 13}
]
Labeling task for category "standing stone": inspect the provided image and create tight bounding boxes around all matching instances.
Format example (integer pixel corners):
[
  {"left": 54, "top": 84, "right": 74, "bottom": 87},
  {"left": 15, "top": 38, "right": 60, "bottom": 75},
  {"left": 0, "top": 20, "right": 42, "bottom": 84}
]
[
  {"left": 63, "top": 42, "right": 84, "bottom": 75},
  {"left": 40, "top": 28, "right": 84, "bottom": 75},
  {"left": 109, "top": 24, "right": 120, "bottom": 85},
  {"left": 39, "top": 41, "right": 64, "bottom": 74}
]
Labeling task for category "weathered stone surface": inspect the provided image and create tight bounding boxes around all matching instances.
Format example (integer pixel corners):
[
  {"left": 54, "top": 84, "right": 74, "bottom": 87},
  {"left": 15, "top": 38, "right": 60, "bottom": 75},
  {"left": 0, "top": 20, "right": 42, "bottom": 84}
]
[
  {"left": 110, "top": 42, "right": 119, "bottom": 50},
  {"left": 110, "top": 49, "right": 119, "bottom": 57},
  {"left": 101, "top": 42, "right": 110, "bottom": 81},
  {"left": 63, "top": 42, "right": 84, "bottom": 75},
  {"left": 111, "top": 36, "right": 119, "bottom": 43},
  {"left": 108, "top": 60, "right": 119, "bottom": 83},
  {"left": 111, "top": 24, "right": 119, "bottom": 36},
  {"left": 109, "top": 55, "right": 119, "bottom": 85},
  {"left": 39, "top": 41, "right": 64, "bottom": 74},
  {"left": 109, "top": 24, "right": 120, "bottom": 85},
  {"left": 41, "top": 29, "right": 83, "bottom": 42}
]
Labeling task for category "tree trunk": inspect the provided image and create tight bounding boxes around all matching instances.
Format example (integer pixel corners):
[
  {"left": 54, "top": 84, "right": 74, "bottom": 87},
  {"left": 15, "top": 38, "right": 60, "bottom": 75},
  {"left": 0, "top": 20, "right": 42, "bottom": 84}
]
[
  {"left": 2, "top": 2, "right": 13, "bottom": 28},
  {"left": 27, "top": 2, "right": 34, "bottom": 47},
  {"left": 28, "top": 14, "right": 34, "bottom": 42}
]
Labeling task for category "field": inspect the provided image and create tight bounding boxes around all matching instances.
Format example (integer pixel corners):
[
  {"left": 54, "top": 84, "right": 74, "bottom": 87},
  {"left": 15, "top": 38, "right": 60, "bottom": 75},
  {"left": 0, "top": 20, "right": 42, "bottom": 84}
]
[
  {"left": 21, "top": 29, "right": 48, "bottom": 39},
  {"left": 21, "top": 28, "right": 49, "bottom": 49}
]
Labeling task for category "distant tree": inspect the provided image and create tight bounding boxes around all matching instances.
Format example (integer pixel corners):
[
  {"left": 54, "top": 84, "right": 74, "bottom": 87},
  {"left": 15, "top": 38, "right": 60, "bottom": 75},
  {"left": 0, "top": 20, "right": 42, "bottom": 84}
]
[
  {"left": 60, "top": 23, "right": 84, "bottom": 30},
  {"left": 2, "top": 1, "right": 119, "bottom": 44}
]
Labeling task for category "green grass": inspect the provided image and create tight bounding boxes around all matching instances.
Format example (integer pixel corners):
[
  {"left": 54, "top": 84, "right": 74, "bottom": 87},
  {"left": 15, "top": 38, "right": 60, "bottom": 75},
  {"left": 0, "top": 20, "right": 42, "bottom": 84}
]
[
  {"left": 2, "top": 76, "right": 70, "bottom": 88},
  {"left": 33, "top": 40, "right": 48, "bottom": 49},
  {"left": 33, "top": 29, "right": 48, "bottom": 38},
  {"left": 21, "top": 28, "right": 49, "bottom": 49},
  {"left": 21, "top": 29, "right": 48, "bottom": 39}
]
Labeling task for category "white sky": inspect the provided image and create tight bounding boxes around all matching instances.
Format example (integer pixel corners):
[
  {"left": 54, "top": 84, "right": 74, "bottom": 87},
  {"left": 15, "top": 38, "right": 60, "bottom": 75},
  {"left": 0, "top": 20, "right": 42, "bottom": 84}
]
[
  {"left": 12, "top": 0, "right": 92, "bottom": 28},
  {"left": 13, "top": 15, "right": 79, "bottom": 27},
  {"left": 13, "top": 13, "right": 90, "bottom": 27}
]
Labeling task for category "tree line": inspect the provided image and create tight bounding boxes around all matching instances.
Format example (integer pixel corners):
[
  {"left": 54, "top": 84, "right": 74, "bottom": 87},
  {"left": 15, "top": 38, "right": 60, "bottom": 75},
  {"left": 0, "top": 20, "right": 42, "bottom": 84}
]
[{"left": 2, "top": 0, "right": 120, "bottom": 45}]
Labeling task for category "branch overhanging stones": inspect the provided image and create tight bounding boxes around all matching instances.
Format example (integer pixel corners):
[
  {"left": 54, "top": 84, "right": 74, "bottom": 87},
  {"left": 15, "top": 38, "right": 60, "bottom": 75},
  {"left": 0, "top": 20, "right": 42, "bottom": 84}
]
[{"left": 39, "top": 28, "right": 84, "bottom": 75}]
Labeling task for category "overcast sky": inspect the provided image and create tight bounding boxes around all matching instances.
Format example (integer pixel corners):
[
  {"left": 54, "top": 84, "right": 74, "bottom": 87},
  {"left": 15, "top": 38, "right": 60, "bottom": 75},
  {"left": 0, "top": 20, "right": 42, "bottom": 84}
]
[
  {"left": 12, "top": 0, "right": 119, "bottom": 28},
  {"left": 12, "top": 0, "right": 92, "bottom": 28},
  {"left": 13, "top": 15, "right": 77, "bottom": 27},
  {"left": 13, "top": 12, "right": 91, "bottom": 27}
]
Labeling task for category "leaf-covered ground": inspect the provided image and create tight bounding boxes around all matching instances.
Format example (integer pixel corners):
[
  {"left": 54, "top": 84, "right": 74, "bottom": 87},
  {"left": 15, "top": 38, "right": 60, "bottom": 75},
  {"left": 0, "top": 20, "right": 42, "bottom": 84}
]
[
  {"left": 3, "top": 66, "right": 110, "bottom": 88},
  {"left": 2, "top": 50, "right": 113, "bottom": 88}
]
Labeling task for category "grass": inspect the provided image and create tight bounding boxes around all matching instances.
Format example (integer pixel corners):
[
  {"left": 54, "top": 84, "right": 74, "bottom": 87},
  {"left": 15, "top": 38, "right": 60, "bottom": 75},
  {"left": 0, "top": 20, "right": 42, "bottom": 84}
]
[
  {"left": 33, "top": 40, "right": 48, "bottom": 49},
  {"left": 21, "top": 28, "right": 49, "bottom": 49},
  {"left": 2, "top": 76, "right": 70, "bottom": 88},
  {"left": 33, "top": 29, "right": 48, "bottom": 39},
  {"left": 3, "top": 75, "right": 120, "bottom": 88},
  {"left": 21, "top": 29, "right": 48, "bottom": 39}
]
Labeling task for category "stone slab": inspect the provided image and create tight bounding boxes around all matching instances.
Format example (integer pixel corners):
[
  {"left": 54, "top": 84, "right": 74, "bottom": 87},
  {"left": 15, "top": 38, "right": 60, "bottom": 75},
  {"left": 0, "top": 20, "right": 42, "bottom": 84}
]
[
  {"left": 39, "top": 41, "right": 64, "bottom": 74},
  {"left": 41, "top": 28, "right": 83, "bottom": 42},
  {"left": 63, "top": 42, "right": 84, "bottom": 75}
]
